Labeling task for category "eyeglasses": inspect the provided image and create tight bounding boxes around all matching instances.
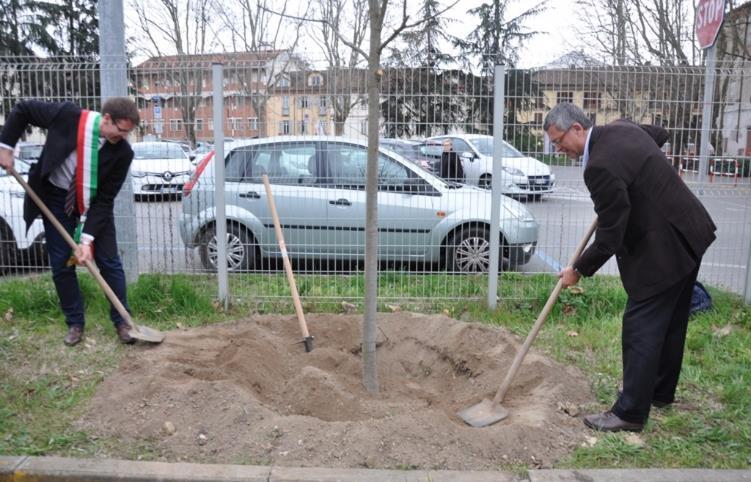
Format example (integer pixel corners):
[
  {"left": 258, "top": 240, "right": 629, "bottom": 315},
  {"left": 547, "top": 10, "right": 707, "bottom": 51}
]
[
  {"left": 550, "top": 126, "right": 572, "bottom": 147},
  {"left": 113, "top": 121, "right": 134, "bottom": 135}
]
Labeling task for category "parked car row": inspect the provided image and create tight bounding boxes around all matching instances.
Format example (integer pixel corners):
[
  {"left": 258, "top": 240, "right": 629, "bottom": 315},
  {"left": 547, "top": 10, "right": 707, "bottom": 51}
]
[
  {"left": 1, "top": 136, "right": 545, "bottom": 274},
  {"left": 179, "top": 136, "right": 539, "bottom": 274},
  {"left": 382, "top": 135, "right": 555, "bottom": 200}
]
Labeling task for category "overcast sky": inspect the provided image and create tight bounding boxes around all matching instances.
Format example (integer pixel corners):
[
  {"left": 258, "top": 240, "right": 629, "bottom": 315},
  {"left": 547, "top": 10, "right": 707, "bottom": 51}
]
[{"left": 127, "top": 0, "right": 584, "bottom": 68}]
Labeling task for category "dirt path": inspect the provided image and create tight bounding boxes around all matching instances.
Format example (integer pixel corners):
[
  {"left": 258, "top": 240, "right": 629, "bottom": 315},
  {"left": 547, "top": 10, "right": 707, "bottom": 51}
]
[{"left": 80, "top": 313, "right": 594, "bottom": 470}]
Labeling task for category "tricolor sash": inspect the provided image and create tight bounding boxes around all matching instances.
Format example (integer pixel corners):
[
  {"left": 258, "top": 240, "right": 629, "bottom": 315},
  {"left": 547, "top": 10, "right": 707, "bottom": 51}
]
[{"left": 73, "top": 110, "right": 101, "bottom": 244}]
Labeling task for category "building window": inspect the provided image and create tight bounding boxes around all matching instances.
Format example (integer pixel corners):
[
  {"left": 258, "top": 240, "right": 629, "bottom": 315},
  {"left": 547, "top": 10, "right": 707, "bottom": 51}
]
[
  {"left": 229, "top": 117, "right": 242, "bottom": 130},
  {"left": 169, "top": 119, "right": 183, "bottom": 131},
  {"left": 557, "top": 91, "right": 573, "bottom": 104},
  {"left": 195, "top": 119, "right": 204, "bottom": 131},
  {"left": 360, "top": 120, "right": 368, "bottom": 135},
  {"left": 534, "top": 112, "right": 543, "bottom": 125},
  {"left": 583, "top": 92, "right": 601, "bottom": 109},
  {"left": 298, "top": 120, "right": 308, "bottom": 134},
  {"left": 208, "top": 120, "right": 214, "bottom": 131},
  {"left": 282, "top": 96, "right": 290, "bottom": 116},
  {"left": 279, "top": 120, "right": 290, "bottom": 135},
  {"left": 249, "top": 117, "right": 258, "bottom": 130},
  {"left": 318, "top": 96, "right": 327, "bottom": 114},
  {"left": 297, "top": 96, "right": 310, "bottom": 109},
  {"left": 308, "top": 74, "right": 323, "bottom": 87},
  {"left": 278, "top": 75, "right": 290, "bottom": 87}
]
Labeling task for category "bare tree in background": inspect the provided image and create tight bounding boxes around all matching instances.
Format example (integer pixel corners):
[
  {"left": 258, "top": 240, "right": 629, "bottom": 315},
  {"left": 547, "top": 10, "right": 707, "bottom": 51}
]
[
  {"left": 215, "top": 0, "right": 306, "bottom": 137},
  {"left": 576, "top": 0, "right": 698, "bottom": 66},
  {"left": 309, "top": 0, "right": 368, "bottom": 135},
  {"left": 131, "top": 0, "right": 219, "bottom": 146}
]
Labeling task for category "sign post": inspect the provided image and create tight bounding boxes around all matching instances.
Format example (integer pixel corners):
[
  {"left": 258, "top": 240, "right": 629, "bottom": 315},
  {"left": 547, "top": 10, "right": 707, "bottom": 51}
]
[
  {"left": 695, "top": 0, "right": 726, "bottom": 192},
  {"left": 152, "top": 95, "right": 163, "bottom": 138}
]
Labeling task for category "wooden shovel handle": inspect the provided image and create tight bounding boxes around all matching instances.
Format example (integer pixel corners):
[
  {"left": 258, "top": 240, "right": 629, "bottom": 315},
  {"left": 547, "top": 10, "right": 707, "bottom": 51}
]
[
  {"left": 8, "top": 166, "right": 134, "bottom": 326},
  {"left": 491, "top": 217, "right": 598, "bottom": 406},
  {"left": 261, "top": 175, "right": 310, "bottom": 339}
]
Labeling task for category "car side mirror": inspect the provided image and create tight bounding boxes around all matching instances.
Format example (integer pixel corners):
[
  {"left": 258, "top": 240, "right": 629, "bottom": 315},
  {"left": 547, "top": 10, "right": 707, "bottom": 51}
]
[{"left": 460, "top": 152, "right": 474, "bottom": 163}]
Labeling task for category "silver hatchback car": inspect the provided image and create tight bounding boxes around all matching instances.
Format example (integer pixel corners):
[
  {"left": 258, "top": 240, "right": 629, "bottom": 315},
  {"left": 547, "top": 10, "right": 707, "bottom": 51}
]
[{"left": 179, "top": 137, "right": 539, "bottom": 273}]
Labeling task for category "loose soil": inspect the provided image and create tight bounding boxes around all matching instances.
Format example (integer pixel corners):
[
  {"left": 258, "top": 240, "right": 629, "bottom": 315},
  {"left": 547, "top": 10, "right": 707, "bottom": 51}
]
[{"left": 80, "top": 313, "right": 595, "bottom": 470}]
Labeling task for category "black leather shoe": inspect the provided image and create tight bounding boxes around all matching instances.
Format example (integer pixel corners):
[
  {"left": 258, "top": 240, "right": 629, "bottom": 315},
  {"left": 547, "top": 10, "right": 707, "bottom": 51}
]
[
  {"left": 583, "top": 411, "right": 644, "bottom": 432},
  {"left": 64, "top": 325, "right": 84, "bottom": 346},
  {"left": 617, "top": 389, "right": 673, "bottom": 409},
  {"left": 116, "top": 323, "right": 136, "bottom": 344}
]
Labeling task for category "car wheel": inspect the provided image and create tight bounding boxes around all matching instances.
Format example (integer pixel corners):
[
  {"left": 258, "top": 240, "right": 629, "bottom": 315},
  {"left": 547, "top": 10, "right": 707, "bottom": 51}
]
[
  {"left": 478, "top": 174, "right": 492, "bottom": 189},
  {"left": 446, "top": 225, "right": 494, "bottom": 273},
  {"left": 199, "top": 223, "right": 257, "bottom": 271}
]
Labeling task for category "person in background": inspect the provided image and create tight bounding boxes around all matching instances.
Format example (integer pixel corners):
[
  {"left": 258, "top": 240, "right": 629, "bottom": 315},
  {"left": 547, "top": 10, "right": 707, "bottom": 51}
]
[
  {"left": 0, "top": 98, "right": 140, "bottom": 346},
  {"left": 544, "top": 102, "right": 716, "bottom": 433},
  {"left": 439, "top": 138, "right": 465, "bottom": 183}
]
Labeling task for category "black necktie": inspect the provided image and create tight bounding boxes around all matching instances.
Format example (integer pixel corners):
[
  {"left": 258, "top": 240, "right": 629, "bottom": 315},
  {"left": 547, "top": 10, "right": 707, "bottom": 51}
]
[{"left": 64, "top": 176, "right": 76, "bottom": 217}]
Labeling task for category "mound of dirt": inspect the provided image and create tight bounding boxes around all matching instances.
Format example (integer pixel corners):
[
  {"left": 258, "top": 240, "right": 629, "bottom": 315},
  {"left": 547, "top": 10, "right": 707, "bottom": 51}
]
[{"left": 79, "top": 313, "right": 594, "bottom": 470}]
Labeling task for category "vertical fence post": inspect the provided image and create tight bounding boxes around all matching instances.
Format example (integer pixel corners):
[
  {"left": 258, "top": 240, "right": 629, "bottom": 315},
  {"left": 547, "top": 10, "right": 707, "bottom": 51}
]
[
  {"left": 98, "top": 0, "right": 138, "bottom": 283},
  {"left": 488, "top": 64, "right": 506, "bottom": 310},
  {"left": 745, "top": 238, "right": 751, "bottom": 305},
  {"left": 698, "top": 45, "right": 717, "bottom": 194},
  {"left": 212, "top": 63, "right": 229, "bottom": 308}
]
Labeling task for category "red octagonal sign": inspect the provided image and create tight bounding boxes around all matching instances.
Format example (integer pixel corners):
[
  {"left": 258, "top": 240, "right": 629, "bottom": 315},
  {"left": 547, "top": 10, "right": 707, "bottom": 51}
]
[{"left": 696, "top": 0, "right": 726, "bottom": 49}]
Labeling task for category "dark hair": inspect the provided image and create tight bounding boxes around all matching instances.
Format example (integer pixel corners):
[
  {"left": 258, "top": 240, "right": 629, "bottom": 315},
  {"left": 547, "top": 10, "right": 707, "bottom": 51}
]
[
  {"left": 543, "top": 102, "right": 593, "bottom": 131},
  {"left": 102, "top": 97, "right": 140, "bottom": 125}
]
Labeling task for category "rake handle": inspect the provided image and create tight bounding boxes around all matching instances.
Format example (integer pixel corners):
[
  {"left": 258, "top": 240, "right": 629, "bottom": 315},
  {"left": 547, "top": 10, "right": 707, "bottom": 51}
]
[
  {"left": 262, "top": 175, "right": 311, "bottom": 341},
  {"left": 8, "top": 166, "right": 134, "bottom": 326},
  {"left": 491, "top": 217, "right": 598, "bottom": 406}
]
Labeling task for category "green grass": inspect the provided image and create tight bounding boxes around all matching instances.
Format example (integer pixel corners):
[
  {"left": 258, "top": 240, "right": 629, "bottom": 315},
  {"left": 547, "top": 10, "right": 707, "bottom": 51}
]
[{"left": 0, "top": 271, "right": 748, "bottom": 468}]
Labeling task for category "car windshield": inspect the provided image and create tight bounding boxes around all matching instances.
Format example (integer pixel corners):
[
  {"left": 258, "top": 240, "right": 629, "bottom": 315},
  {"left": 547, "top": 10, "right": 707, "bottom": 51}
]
[
  {"left": 469, "top": 137, "right": 524, "bottom": 157},
  {"left": 133, "top": 143, "right": 187, "bottom": 160}
]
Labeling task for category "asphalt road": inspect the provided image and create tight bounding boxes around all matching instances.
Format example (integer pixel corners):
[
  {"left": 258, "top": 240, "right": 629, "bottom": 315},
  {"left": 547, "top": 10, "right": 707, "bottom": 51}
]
[{"left": 132, "top": 165, "right": 751, "bottom": 296}]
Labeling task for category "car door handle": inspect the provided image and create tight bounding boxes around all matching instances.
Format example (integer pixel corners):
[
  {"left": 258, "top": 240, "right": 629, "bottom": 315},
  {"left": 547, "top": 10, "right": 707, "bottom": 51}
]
[
  {"left": 239, "top": 191, "right": 261, "bottom": 199},
  {"left": 329, "top": 198, "right": 351, "bottom": 206}
]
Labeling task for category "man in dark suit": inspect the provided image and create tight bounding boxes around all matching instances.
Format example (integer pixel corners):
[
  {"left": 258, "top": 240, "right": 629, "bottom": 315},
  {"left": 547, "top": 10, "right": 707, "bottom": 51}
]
[
  {"left": 544, "top": 103, "right": 716, "bottom": 432},
  {"left": 439, "top": 138, "right": 465, "bottom": 183},
  {"left": 0, "top": 98, "right": 140, "bottom": 346}
]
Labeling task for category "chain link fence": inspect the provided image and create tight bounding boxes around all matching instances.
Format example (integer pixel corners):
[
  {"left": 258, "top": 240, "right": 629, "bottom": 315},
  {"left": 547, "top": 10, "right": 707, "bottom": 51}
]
[{"left": 1, "top": 55, "right": 749, "bottom": 303}]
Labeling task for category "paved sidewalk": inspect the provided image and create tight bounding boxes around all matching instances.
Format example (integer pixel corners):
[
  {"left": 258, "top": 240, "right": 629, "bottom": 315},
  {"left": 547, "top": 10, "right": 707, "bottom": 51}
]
[{"left": 2, "top": 456, "right": 750, "bottom": 482}]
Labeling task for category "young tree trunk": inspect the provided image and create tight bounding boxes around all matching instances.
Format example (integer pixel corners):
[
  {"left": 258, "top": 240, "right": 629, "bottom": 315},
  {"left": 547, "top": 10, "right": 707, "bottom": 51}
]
[{"left": 362, "top": 0, "right": 383, "bottom": 394}]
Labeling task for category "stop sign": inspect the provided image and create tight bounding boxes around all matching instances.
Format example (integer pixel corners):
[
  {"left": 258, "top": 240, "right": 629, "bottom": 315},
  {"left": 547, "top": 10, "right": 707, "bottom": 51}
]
[{"left": 696, "top": 0, "right": 726, "bottom": 49}]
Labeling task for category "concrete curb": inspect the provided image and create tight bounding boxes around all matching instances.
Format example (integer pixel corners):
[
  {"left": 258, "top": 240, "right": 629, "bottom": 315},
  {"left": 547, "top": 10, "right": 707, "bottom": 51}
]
[
  {"left": 2, "top": 456, "right": 750, "bottom": 482},
  {"left": 0, "top": 456, "right": 518, "bottom": 481}
]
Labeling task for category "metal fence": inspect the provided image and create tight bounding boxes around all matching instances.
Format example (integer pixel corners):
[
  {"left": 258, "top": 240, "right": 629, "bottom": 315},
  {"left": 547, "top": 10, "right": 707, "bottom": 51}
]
[{"left": 1, "top": 55, "right": 749, "bottom": 304}]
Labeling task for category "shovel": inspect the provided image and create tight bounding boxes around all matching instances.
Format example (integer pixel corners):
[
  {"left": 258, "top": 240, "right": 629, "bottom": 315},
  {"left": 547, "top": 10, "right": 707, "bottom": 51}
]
[
  {"left": 457, "top": 217, "right": 598, "bottom": 427},
  {"left": 262, "top": 175, "right": 314, "bottom": 352},
  {"left": 8, "top": 166, "right": 165, "bottom": 343}
]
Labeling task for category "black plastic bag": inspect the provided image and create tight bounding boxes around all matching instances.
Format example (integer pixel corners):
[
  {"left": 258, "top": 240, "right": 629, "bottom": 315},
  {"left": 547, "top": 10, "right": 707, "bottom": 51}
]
[{"left": 690, "top": 281, "right": 712, "bottom": 316}]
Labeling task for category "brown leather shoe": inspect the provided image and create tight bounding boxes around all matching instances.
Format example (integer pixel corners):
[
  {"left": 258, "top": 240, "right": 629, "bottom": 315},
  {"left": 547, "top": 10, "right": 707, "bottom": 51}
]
[
  {"left": 583, "top": 411, "right": 643, "bottom": 432},
  {"left": 116, "top": 323, "right": 136, "bottom": 344},
  {"left": 64, "top": 325, "right": 84, "bottom": 346}
]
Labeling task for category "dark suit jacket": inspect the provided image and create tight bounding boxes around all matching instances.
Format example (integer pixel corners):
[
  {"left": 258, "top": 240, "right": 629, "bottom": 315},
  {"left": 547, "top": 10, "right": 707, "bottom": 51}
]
[
  {"left": 573, "top": 120, "right": 716, "bottom": 301},
  {"left": 0, "top": 100, "right": 133, "bottom": 241},
  {"left": 440, "top": 151, "right": 464, "bottom": 182}
]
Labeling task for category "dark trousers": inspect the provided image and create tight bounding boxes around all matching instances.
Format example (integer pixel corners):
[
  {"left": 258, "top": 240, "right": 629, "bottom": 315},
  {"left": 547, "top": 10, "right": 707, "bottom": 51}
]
[
  {"left": 611, "top": 265, "right": 700, "bottom": 424},
  {"left": 41, "top": 182, "right": 130, "bottom": 328}
]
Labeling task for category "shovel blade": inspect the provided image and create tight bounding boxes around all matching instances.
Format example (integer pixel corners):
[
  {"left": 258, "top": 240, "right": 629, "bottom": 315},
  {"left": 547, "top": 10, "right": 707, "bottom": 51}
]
[
  {"left": 128, "top": 323, "right": 165, "bottom": 343},
  {"left": 457, "top": 398, "right": 509, "bottom": 427}
]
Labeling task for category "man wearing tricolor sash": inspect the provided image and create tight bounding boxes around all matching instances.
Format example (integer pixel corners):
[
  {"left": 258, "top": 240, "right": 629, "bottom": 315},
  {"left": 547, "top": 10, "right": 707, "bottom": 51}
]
[{"left": 0, "top": 98, "right": 140, "bottom": 346}]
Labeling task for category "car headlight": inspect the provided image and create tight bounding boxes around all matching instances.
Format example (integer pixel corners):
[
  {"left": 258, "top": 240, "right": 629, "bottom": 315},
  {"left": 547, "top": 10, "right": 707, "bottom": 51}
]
[
  {"left": 502, "top": 197, "right": 536, "bottom": 222},
  {"left": 10, "top": 191, "right": 25, "bottom": 199},
  {"left": 501, "top": 166, "right": 525, "bottom": 176},
  {"left": 130, "top": 170, "right": 147, "bottom": 178}
]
